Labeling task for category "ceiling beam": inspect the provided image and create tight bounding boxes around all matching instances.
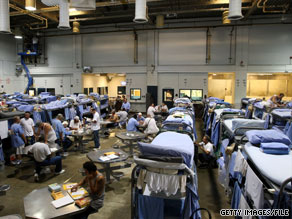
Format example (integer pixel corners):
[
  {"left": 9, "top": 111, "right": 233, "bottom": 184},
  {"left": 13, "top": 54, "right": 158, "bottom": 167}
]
[{"left": 10, "top": 0, "right": 58, "bottom": 22}]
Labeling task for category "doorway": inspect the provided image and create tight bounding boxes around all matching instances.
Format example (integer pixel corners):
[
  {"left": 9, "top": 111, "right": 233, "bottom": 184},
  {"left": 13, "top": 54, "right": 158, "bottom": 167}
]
[
  {"left": 162, "top": 88, "right": 174, "bottom": 109},
  {"left": 208, "top": 72, "right": 235, "bottom": 104}
]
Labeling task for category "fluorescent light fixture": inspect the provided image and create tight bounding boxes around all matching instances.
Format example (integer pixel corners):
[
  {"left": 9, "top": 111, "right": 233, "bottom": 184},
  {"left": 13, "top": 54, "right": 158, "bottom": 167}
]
[
  {"left": 14, "top": 27, "right": 22, "bottom": 39},
  {"left": 213, "top": 74, "right": 217, "bottom": 76},
  {"left": 69, "top": 8, "right": 77, "bottom": 12},
  {"left": 25, "top": 0, "right": 36, "bottom": 11}
]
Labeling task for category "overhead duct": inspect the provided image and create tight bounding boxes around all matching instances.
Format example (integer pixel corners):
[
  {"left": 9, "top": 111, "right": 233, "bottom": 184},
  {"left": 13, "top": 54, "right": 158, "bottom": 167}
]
[
  {"left": 70, "top": 0, "right": 96, "bottom": 10},
  {"left": 25, "top": 0, "right": 36, "bottom": 11},
  {"left": 0, "top": 0, "right": 11, "bottom": 34},
  {"left": 73, "top": 21, "right": 80, "bottom": 33},
  {"left": 134, "top": 0, "right": 148, "bottom": 23},
  {"left": 228, "top": 0, "right": 243, "bottom": 20},
  {"left": 222, "top": 11, "right": 231, "bottom": 24},
  {"left": 58, "top": 0, "right": 71, "bottom": 29},
  {"left": 41, "top": 0, "right": 59, "bottom": 6},
  {"left": 156, "top": 15, "right": 164, "bottom": 28}
]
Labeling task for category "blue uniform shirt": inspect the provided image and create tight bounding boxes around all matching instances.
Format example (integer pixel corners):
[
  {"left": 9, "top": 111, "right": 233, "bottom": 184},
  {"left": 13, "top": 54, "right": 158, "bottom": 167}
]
[
  {"left": 122, "top": 102, "right": 131, "bottom": 111},
  {"left": 52, "top": 119, "right": 64, "bottom": 139},
  {"left": 11, "top": 123, "right": 25, "bottom": 148},
  {"left": 127, "top": 118, "right": 139, "bottom": 132},
  {"left": 137, "top": 116, "right": 145, "bottom": 122}
]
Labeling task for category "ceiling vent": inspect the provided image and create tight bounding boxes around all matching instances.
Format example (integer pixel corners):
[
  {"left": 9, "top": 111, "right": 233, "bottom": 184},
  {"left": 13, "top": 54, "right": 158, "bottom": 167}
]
[
  {"left": 70, "top": 0, "right": 96, "bottom": 10},
  {"left": 228, "top": 0, "right": 243, "bottom": 20},
  {"left": 134, "top": 0, "right": 148, "bottom": 23},
  {"left": 58, "top": 0, "right": 71, "bottom": 29}
]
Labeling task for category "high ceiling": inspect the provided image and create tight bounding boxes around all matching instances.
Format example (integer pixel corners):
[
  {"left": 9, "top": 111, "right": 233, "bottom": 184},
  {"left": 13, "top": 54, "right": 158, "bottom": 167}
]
[{"left": 8, "top": 0, "right": 292, "bottom": 32}]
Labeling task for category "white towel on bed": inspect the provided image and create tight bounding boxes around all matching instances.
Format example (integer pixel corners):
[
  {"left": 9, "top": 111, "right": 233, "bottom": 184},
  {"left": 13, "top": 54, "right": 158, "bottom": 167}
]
[{"left": 245, "top": 166, "right": 264, "bottom": 210}]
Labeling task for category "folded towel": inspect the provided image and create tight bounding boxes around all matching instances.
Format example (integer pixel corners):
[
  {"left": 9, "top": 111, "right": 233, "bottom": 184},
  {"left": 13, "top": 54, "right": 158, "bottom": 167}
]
[{"left": 260, "top": 142, "right": 290, "bottom": 155}]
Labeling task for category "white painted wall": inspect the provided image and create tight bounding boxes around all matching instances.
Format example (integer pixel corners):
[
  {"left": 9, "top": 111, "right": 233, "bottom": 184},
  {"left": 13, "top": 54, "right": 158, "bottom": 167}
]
[
  {"left": 0, "top": 35, "right": 26, "bottom": 93},
  {"left": 1, "top": 22, "right": 292, "bottom": 110}
]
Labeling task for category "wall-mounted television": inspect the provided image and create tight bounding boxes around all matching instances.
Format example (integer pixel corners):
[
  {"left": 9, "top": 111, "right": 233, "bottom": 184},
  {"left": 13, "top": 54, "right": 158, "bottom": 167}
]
[
  {"left": 130, "top": 88, "right": 141, "bottom": 100},
  {"left": 179, "top": 89, "right": 203, "bottom": 101},
  {"left": 191, "top": 89, "right": 203, "bottom": 101}
]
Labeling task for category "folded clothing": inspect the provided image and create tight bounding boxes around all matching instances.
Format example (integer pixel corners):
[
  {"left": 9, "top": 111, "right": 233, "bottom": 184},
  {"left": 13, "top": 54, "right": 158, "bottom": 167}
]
[
  {"left": 260, "top": 142, "right": 290, "bottom": 155},
  {"left": 246, "top": 130, "right": 291, "bottom": 146}
]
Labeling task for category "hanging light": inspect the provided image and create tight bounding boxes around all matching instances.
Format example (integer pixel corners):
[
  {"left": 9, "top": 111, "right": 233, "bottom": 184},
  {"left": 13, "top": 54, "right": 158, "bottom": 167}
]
[
  {"left": 25, "top": 0, "right": 36, "bottom": 11},
  {"left": 156, "top": 15, "right": 164, "bottom": 28},
  {"left": 73, "top": 21, "right": 80, "bottom": 33},
  {"left": 0, "top": 0, "right": 11, "bottom": 34},
  {"left": 228, "top": 0, "right": 243, "bottom": 20},
  {"left": 222, "top": 11, "right": 231, "bottom": 24},
  {"left": 14, "top": 27, "right": 23, "bottom": 39},
  {"left": 58, "top": 0, "right": 71, "bottom": 29},
  {"left": 134, "top": 0, "right": 148, "bottom": 23}
]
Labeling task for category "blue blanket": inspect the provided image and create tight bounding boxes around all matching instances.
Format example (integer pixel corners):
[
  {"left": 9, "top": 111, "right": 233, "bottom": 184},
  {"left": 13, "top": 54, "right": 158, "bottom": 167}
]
[
  {"left": 260, "top": 142, "right": 290, "bottom": 155},
  {"left": 246, "top": 130, "right": 291, "bottom": 146}
]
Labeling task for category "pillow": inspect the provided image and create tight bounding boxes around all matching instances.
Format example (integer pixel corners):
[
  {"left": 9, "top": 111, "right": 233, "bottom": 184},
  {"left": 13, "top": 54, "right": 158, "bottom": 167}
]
[
  {"left": 232, "top": 119, "right": 265, "bottom": 131},
  {"left": 246, "top": 130, "right": 291, "bottom": 146}
]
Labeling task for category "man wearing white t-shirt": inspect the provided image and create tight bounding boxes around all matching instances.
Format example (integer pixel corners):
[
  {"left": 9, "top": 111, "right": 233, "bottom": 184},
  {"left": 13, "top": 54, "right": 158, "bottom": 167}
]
[
  {"left": 69, "top": 116, "right": 82, "bottom": 130},
  {"left": 91, "top": 108, "right": 101, "bottom": 149},
  {"left": 142, "top": 114, "right": 159, "bottom": 135},
  {"left": 28, "top": 141, "right": 64, "bottom": 182},
  {"left": 20, "top": 111, "right": 35, "bottom": 145},
  {"left": 147, "top": 103, "right": 156, "bottom": 118},
  {"left": 197, "top": 135, "right": 214, "bottom": 167}
]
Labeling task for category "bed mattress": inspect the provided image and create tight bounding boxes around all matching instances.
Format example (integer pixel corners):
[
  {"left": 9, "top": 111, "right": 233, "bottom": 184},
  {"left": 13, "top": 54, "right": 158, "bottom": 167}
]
[
  {"left": 138, "top": 132, "right": 194, "bottom": 168},
  {"left": 244, "top": 142, "right": 292, "bottom": 189},
  {"left": 271, "top": 109, "right": 292, "bottom": 119}
]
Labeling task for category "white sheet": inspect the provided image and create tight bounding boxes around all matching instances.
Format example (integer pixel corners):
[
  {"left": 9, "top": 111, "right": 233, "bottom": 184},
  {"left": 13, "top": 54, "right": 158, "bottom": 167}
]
[{"left": 244, "top": 142, "right": 292, "bottom": 189}]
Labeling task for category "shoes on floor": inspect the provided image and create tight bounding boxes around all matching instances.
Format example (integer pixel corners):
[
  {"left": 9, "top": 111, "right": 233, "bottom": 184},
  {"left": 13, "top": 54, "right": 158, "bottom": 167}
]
[
  {"left": 55, "top": 169, "right": 65, "bottom": 175},
  {"left": 93, "top": 148, "right": 100, "bottom": 152},
  {"left": 16, "top": 160, "right": 22, "bottom": 165},
  {"left": 34, "top": 173, "right": 39, "bottom": 182},
  {"left": 61, "top": 152, "right": 69, "bottom": 157},
  {"left": 44, "top": 167, "right": 51, "bottom": 174}
]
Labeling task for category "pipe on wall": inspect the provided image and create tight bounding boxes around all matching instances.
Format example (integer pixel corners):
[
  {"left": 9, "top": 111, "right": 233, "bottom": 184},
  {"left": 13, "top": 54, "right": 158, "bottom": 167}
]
[
  {"left": 134, "top": 31, "right": 138, "bottom": 64},
  {"left": 206, "top": 28, "right": 211, "bottom": 64}
]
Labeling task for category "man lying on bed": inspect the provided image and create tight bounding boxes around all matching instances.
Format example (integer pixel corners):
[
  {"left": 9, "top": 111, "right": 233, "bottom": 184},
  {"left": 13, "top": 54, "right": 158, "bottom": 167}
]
[{"left": 195, "top": 135, "right": 216, "bottom": 168}]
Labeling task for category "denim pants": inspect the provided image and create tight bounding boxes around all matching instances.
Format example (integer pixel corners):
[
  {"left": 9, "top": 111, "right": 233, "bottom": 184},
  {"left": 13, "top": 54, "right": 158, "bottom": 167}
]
[
  {"left": 93, "top": 130, "right": 100, "bottom": 148},
  {"left": 35, "top": 156, "right": 62, "bottom": 174}
]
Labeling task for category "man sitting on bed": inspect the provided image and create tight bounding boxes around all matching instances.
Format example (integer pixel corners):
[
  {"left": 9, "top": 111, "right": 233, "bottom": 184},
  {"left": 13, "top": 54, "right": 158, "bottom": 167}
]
[
  {"left": 197, "top": 135, "right": 215, "bottom": 168},
  {"left": 268, "top": 93, "right": 285, "bottom": 107}
]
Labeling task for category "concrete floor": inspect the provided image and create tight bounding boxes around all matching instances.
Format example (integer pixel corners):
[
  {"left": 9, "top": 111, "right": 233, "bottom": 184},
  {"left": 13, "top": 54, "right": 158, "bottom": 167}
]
[{"left": 0, "top": 120, "right": 231, "bottom": 218}]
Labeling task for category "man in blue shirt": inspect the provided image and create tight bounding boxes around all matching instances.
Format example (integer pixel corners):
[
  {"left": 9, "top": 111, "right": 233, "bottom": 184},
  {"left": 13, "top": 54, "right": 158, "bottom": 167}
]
[
  {"left": 11, "top": 116, "right": 27, "bottom": 164},
  {"left": 137, "top": 112, "right": 145, "bottom": 123},
  {"left": 122, "top": 98, "right": 130, "bottom": 113},
  {"left": 52, "top": 114, "right": 72, "bottom": 156},
  {"left": 127, "top": 115, "right": 140, "bottom": 132}
]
